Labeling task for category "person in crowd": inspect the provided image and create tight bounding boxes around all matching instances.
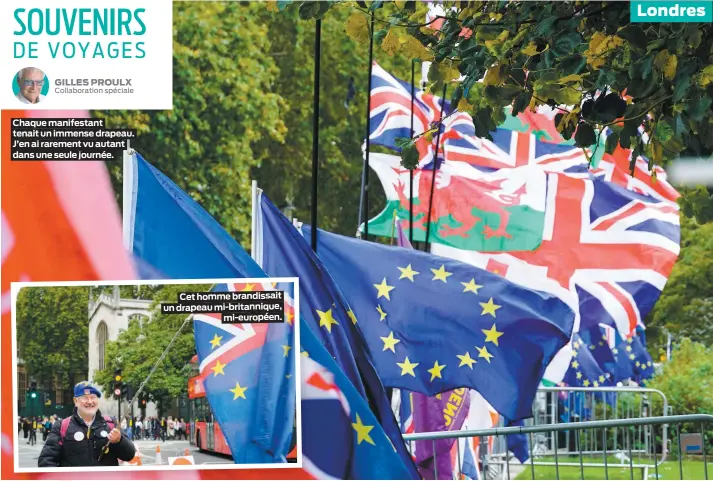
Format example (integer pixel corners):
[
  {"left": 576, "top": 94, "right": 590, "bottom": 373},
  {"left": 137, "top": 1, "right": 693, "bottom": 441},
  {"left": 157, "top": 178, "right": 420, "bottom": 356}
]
[{"left": 37, "top": 381, "right": 136, "bottom": 467}]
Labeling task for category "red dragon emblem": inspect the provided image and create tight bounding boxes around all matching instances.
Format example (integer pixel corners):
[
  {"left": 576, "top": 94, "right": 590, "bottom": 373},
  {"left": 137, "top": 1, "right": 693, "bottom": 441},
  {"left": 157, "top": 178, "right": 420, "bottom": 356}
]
[{"left": 393, "top": 168, "right": 526, "bottom": 239}]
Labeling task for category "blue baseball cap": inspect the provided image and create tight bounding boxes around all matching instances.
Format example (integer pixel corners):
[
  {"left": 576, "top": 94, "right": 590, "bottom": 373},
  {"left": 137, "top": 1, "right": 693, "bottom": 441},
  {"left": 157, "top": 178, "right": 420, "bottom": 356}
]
[{"left": 73, "top": 381, "right": 102, "bottom": 398}]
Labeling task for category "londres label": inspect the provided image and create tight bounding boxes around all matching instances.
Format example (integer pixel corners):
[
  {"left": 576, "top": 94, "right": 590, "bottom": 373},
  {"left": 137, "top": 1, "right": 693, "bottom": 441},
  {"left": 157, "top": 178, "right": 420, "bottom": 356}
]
[{"left": 161, "top": 291, "right": 285, "bottom": 324}]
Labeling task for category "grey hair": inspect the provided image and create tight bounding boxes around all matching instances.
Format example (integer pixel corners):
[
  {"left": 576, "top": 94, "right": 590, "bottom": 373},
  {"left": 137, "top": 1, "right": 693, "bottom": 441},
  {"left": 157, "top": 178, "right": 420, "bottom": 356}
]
[{"left": 16, "top": 67, "right": 44, "bottom": 82}]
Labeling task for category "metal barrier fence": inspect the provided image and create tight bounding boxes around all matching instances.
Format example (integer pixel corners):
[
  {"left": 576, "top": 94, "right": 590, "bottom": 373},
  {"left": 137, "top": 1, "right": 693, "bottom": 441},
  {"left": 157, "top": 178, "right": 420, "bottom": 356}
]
[
  {"left": 524, "top": 387, "right": 670, "bottom": 464},
  {"left": 403, "top": 414, "right": 713, "bottom": 480}
]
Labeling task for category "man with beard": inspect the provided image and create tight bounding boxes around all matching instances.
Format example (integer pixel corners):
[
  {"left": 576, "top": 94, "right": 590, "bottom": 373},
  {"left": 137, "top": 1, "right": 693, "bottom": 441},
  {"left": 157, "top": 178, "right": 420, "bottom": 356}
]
[{"left": 38, "top": 382, "right": 136, "bottom": 467}]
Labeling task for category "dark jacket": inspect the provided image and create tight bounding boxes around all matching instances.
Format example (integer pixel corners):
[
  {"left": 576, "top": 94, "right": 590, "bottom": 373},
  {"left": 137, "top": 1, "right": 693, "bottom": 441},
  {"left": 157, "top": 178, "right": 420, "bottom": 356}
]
[{"left": 38, "top": 408, "right": 136, "bottom": 467}]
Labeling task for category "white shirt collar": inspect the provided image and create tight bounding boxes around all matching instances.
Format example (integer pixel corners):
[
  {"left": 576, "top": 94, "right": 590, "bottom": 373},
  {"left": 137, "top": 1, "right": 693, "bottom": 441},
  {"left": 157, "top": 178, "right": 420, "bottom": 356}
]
[{"left": 16, "top": 93, "right": 45, "bottom": 104}]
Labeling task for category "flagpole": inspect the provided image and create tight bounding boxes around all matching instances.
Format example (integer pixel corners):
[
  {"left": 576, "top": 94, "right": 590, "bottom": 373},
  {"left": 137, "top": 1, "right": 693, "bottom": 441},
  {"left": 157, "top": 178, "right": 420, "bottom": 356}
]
[
  {"left": 409, "top": 60, "right": 415, "bottom": 245},
  {"left": 357, "top": 12, "right": 375, "bottom": 240},
  {"left": 251, "top": 179, "right": 258, "bottom": 261},
  {"left": 424, "top": 83, "right": 448, "bottom": 251},
  {"left": 122, "top": 139, "right": 134, "bottom": 251},
  {"left": 310, "top": 18, "right": 322, "bottom": 252}
]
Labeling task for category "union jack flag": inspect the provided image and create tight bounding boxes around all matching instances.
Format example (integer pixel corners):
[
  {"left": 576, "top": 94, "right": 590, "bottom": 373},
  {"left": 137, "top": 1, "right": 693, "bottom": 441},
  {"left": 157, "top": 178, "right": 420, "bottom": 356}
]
[
  {"left": 369, "top": 64, "right": 590, "bottom": 172},
  {"left": 432, "top": 172, "right": 680, "bottom": 338},
  {"left": 369, "top": 61, "right": 450, "bottom": 168}
]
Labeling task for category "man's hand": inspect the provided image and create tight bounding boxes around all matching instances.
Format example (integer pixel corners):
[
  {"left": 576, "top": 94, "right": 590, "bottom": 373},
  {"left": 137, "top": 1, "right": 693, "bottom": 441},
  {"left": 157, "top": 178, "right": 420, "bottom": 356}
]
[{"left": 107, "top": 428, "right": 121, "bottom": 444}]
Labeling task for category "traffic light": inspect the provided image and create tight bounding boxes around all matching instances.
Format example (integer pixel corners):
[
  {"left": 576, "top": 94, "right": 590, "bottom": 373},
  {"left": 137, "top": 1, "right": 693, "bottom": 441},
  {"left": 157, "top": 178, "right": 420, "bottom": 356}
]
[
  {"left": 122, "top": 383, "right": 131, "bottom": 401},
  {"left": 28, "top": 381, "right": 37, "bottom": 399},
  {"left": 113, "top": 369, "right": 123, "bottom": 399},
  {"left": 139, "top": 392, "right": 147, "bottom": 408}
]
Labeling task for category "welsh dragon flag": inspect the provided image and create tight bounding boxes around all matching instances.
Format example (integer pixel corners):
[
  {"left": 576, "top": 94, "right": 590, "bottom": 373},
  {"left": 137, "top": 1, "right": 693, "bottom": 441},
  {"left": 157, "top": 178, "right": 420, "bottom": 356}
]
[{"left": 366, "top": 153, "right": 549, "bottom": 252}]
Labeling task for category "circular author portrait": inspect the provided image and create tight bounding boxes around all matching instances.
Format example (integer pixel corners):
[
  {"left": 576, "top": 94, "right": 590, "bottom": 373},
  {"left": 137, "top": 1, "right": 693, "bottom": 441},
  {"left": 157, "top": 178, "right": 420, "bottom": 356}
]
[{"left": 13, "top": 67, "right": 49, "bottom": 105}]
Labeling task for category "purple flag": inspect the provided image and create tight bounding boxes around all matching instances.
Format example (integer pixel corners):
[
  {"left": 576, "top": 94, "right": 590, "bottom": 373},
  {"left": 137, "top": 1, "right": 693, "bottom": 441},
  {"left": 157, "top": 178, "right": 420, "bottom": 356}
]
[
  {"left": 413, "top": 388, "right": 471, "bottom": 479},
  {"left": 395, "top": 218, "right": 471, "bottom": 479}
]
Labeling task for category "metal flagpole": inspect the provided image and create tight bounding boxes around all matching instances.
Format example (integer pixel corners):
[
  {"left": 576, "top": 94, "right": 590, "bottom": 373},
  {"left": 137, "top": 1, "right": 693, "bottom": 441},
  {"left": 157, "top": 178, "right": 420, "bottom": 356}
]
[
  {"left": 423, "top": 83, "right": 448, "bottom": 251},
  {"left": 122, "top": 140, "right": 134, "bottom": 251},
  {"left": 251, "top": 180, "right": 259, "bottom": 262},
  {"left": 409, "top": 60, "right": 415, "bottom": 245},
  {"left": 310, "top": 18, "right": 322, "bottom": 253},
  {"left": 357, "top": 12, "right": 375, "bottom": 239}
]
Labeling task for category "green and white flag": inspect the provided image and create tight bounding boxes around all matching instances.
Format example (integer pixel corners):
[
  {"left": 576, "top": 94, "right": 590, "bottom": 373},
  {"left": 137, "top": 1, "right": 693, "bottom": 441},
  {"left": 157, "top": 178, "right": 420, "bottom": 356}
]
[{"left": 364, "top": 153, "right": 548, "bottom": 252}]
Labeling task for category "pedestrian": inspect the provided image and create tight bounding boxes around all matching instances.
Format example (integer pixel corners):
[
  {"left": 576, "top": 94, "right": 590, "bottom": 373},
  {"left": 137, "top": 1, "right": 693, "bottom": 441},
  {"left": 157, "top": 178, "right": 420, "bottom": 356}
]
[
  {"left": 135, "top": 417, "right": 142, "bottom": 440},
  {"left": 160, "top": 417, "right": 166, "bottom": 442},
  {"left": 23, "top": 418, "right": 30, "bottom": 439},
  {"left": 167, "top": 416, "right": 174, "bottom": 440},
  {"left": 37, "top": 381, "right": 136, "bottom": 467},
  {"left": 28, "top": 418, "right": 37, "bottom": 445}
]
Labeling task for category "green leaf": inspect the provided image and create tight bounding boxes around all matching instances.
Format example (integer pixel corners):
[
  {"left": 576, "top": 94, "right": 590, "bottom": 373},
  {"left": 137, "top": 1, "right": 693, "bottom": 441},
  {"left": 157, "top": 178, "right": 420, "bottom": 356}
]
[
  {"left": 654, "top": 118, "right": 675, "bottom": 143},
  {"left": 374, "top": 28, "right": 388, "bottom": 46},
  {"left": 554, "top": 87, "right": 581, "bottom": 106},
  {"left": 552, "top": 32, "right": 583, "bottom": 57},
  {"left": 574, "top": 122, "right": 596, "bottom": 147},
  {"left": 698, "top": 65, "right": 713, "bottom": 87},
  {"left": 298, "top": 1, "right": 320, "bottom": 19},
  {"left": 617, "top": 25, "right": 647, "bottom": 53},
  {"left": 628, "top": 54, "right": 654, "bottom": 80},
  {"left": 344, "top": 12, "right": 371, "bottom": 43},
  {"left": 396, "top": 137, "right": 419, "bottom": 169},
  {"left": 605, "top": 132, "right": 620, "bottom": 155},
  {"left": 512, "top": 90, "right": 533, "bottom": 115},
  {"left": 534, "top": 16, "right": 557, "bottom": 38},
  {"left": 558, "top": 55, "right": 586, "bottom": 75},
  {"left": 687, "top": 94, "right": 712, "bottom": 122},
  {"left": 673, "top": 75, "right": 691, "bottom": 103}
]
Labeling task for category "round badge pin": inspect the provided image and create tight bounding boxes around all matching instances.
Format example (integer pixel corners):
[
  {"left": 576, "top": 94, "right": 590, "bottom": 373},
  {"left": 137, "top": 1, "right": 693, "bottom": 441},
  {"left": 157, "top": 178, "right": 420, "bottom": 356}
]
[
  {"left": 74, "top": 431, "right": 84, "bottom": 441},
  {"left": 100, "top": 430, "right": 108, "bottom": 438}
]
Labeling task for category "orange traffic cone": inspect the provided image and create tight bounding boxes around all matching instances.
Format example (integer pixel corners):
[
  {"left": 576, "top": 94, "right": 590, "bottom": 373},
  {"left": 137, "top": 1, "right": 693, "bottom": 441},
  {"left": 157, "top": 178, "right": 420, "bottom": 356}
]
[{"left": 155, "top": 444, "right": 163, "bottom": 465}]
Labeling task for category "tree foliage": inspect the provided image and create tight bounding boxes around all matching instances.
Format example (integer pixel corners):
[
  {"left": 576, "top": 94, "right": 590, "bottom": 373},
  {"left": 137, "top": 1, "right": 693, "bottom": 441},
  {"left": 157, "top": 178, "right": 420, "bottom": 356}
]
[
  {"left": 648, "top": 218, "right": 713, "bottom": 349},
  {"left": 98, "top": 2, "right": 288, "bottom": 245},
  {"left": 295, "top": 0, "right": 713, "bottom": 220},
  {"left": 16, "top": 287, "right": 90, "bottom": 391},
  {"left": 647, "top": 339, "right": 713, "bottom": 452},
  {"left": 92, "top": 284, "right": 210, "bottom": 402}
]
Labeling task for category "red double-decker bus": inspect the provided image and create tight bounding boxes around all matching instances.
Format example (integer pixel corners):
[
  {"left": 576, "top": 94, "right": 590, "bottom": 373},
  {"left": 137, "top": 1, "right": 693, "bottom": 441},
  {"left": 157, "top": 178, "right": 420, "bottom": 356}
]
[
  {"left": 187, "top": 356, "right": 298, "bottom": 462},
  {"left": 187, "top": 356, "right": 232, "bottom": 456}
]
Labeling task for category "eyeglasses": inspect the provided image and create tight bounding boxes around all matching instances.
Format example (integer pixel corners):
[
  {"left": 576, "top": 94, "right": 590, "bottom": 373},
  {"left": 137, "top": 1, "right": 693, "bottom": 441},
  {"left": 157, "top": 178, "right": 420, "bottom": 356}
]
[
  {"left": 75, "top": 395, "right": 99, "bottom": 402},
  {"left": 20, "top": 79, "right": 44, "bottom": 87}
]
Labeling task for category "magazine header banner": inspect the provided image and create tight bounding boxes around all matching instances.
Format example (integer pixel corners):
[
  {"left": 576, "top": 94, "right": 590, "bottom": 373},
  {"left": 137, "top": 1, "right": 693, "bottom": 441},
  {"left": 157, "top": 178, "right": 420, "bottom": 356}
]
[{"left": 2, "top": 0, "right": 173, "bottom": 110}]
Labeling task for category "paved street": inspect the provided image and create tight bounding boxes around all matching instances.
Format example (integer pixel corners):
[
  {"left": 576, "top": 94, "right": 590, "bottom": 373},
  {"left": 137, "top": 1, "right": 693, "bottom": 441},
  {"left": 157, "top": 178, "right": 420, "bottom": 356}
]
[{"left": 17, "top": 438, "right": 234, "bottom": 468}]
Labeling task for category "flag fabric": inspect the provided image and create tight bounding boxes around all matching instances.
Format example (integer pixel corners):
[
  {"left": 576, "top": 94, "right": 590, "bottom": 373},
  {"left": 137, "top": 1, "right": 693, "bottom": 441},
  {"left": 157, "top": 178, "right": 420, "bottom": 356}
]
[
  {"left": 578, "top": 324, "right": 619, "bottom": 382},
  {"left": 393, "top": 218, "right": 477, "bottom": 479},
  {"left": 623, "top": 335, "right": 655, "bottom": 384},
  {"left": 300, "top": 338, "right": 418, "bottom": 480},
  {"left": 432, "top": 168, "right": 680, "bottom": 339},
  {"left": 369, "top": 62, "right": 449, "bottom": 168},
  {"left": 398, "top": 390, "right": 415, "bottom": 434},
  {"left": 563, "top": 335, "right": 613, "bottom": 389},
  {"left": 125, "top": 151, "right": 264, "bottom": 280},
  {"left": 302, "top": 225, "right": 575, "bottom": 421},
  {"left": 1, "top": 110, "right": 138, "bottom": 481},
  {"left": 254, "top": 190, "right": 420, "bottom": 478},
  {"left": 412, "top": 389, "right": 471, "bottom": 480},
  {"left": 192, "top": 282, "right": 295, "bottom": 463},
  {"left": 126, "top": 153, "right": 418, "bottom": 478},
  {"left": 366, "top": 153, "right": 548, "bottom": 252}
]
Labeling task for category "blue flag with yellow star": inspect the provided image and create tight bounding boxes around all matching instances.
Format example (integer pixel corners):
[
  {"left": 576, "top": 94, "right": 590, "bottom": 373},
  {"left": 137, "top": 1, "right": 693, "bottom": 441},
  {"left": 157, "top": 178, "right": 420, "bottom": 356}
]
[
  {"left": 256, "top": 192, "right": 420, "bottom": 478},
  {"left": 563, "top": 334, "right": 613, "bottom": 389},
  {"left": 126, "top": 153, "right": 418, "bottom": 476},
  {"left": 628, "top": 335, "right": 655, "bottom": 383},
  {"left": 301, "top": 226, "right": 575, "bottom": 421},
  {"left": 192, "top": 282, "right": 295, "bottom": 463},
  {"left": 579, "top": 325, "right": 619, "bottom": 382}
]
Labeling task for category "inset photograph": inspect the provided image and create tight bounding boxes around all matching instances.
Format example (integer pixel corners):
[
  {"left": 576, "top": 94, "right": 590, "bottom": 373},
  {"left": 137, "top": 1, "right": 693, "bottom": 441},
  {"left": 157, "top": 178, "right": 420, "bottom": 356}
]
[
  {"left": 12, "top": 279, "right": 300, "bottom": 472},
  {"left": 13, "top": 67, "right": 48, "bottom": 105}
]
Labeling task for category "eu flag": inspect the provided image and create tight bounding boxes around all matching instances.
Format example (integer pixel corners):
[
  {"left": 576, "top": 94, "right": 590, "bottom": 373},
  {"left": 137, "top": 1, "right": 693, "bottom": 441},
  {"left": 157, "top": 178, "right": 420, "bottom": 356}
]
[
  {"left": 625, "top": 335, "right": 655, "bottom": 384},
  {"left": 126, "top": 152, "right": 418, "bottom": 477},
  {"left": 563, "top": 335, "right": 613, "bottom": 389},
  {"left": 256, "top": 191, "right": 420, "bottom": 478},
  {"left": 193, "top": 282, "right": 295, "bottom": 463},
  {"left": 302, "top": 226, "right": 575, "bottom": 421},
  {"left": 579, "top": 325, "right": 618, "bottom": 381}
]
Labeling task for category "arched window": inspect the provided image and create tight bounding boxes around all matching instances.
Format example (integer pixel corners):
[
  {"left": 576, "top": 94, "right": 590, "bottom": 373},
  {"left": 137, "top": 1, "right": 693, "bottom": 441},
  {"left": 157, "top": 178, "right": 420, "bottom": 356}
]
[{"left": 96, "top": 322, "right": 108, "bottom": 371}]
